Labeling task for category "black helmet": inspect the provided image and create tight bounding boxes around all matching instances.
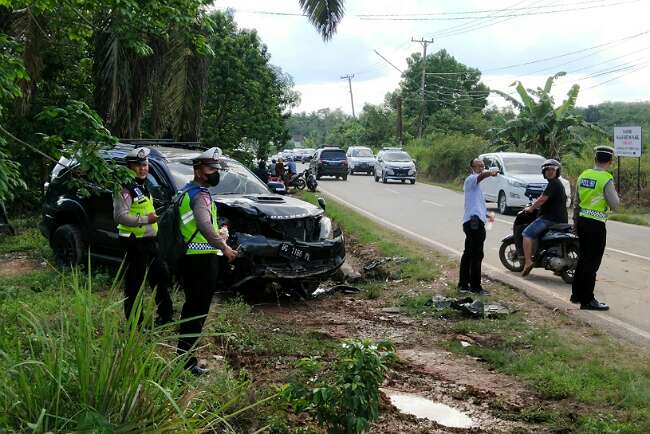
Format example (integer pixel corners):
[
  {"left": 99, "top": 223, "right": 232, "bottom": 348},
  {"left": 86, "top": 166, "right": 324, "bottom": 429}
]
[{"left": 541, "top": 159, "right": 561, "bottom": 178}]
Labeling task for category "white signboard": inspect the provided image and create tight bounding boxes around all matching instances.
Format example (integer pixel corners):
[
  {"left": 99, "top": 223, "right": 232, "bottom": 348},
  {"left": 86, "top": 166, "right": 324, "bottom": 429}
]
[{"left": 614, "top": 126, "right": 643, "bottom": 157}]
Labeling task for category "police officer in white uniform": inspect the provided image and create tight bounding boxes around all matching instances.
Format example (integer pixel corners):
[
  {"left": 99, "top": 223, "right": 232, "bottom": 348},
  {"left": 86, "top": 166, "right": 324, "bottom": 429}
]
[{"left": 113, "top": 147, "right": 173, "bottom": 324}]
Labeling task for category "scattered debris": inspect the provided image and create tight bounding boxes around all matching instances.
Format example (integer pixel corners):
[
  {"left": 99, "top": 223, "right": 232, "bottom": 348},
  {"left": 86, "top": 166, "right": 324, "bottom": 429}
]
[
  {"left": 426, "top": 295, "right": 513, "bottom": 319},
  {"left": 460, "top": 341, "right": 472, "bottom": 348},
  {"left": 312, "top": 284, "right": 361, "bottom": 298},
  {"left": 381, "top": 307, "right": 403, "bottom": 314},
  {"left": 363, "top": 256, "right": 408, "bottom": 272},
  {"left": 382, "top": 389, "right": 476, "bottom": 429},
  {"left": 334, "top": 259, "right": 362, "bottom": 283}
]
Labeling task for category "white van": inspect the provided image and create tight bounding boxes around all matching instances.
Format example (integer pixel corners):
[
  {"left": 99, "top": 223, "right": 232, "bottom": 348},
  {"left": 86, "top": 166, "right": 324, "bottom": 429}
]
[{"left": 478, "top": 152, "right": 571, "bottom": 214}]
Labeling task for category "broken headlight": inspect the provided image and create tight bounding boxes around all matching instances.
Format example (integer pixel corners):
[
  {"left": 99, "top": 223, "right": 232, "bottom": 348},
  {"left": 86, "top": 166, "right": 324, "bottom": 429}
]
[{"left": 319, "top": 216, "right": 333, "bottom": 239}]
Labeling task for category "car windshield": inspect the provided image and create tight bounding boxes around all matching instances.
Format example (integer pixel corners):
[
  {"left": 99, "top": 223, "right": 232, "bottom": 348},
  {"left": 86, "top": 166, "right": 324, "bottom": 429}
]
[
  {"left": 352, "top": 149, "right": 373, "bottom": 157},
  {"left": 502, "top": 157, "right": 545, "bottom": 175},
  {"left": 320, "top": 150, "right": 346, "bottom": 160},
  {"left": 383, "top": 151, "right": 411, "bottom": 162},
  {"left": 168, "top": 159, "right": 270, "bottom": 195}
]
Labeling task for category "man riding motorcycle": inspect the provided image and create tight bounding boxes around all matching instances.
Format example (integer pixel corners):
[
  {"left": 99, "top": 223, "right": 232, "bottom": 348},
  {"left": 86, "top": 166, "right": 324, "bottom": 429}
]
[{"left": 521, "top": 159, "right": 568, "bottom": 276}]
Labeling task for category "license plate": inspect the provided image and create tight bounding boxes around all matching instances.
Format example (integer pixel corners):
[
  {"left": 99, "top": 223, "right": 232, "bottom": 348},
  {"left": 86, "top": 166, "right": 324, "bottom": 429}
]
[{"left": 279, "top": 243, "right": 311, "bottom": 262}]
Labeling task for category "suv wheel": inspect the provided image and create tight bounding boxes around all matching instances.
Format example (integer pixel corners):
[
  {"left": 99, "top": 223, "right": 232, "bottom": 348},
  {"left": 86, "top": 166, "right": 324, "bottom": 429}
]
[
  {"left": 315, "top": 170, "right": 321, "bottom": 180},
  {"left": 382, "top": 172, "right": 388, "bottom": 184},
  {"left": 498, "top": 191, "right": 511, "bottom": 214},
  {"left": 374, "top": 172, "right": 379, "bottom": 182},
  {"left": 409, "top": 179, "right": 415, "bottom": 185},
  {"left": 52, "top": 224, "right": 86, "bottom": 267},
  {"left": 342, "top": 174, "right": 348, "bottom": 181}
]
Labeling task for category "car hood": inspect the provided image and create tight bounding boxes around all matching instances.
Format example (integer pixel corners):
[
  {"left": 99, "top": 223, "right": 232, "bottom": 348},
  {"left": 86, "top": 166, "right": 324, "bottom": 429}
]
[
  {"left": 213, "top": 193, "right": 323, "bottom": 220},
  {"left": 508, "top": 173, "right": 545, "bottom": 184}
]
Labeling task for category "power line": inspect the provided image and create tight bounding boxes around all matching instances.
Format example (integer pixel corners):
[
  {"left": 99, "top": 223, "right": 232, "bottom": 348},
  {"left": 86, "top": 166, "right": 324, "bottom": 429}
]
[
  {"left": 373, "top": 49, "right": 403, "bottom": 74},
  {"left": 340, "top": 74, "right": 356, "bottom": 117},
  {"left": 357, "top": 0, "right": 639, "bottom": 21}
]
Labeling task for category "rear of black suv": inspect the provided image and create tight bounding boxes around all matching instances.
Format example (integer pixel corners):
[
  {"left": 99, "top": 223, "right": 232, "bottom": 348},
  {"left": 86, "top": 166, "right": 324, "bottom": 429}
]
[{"left": 310, "top": 148, "right": 348, "bottom": 180}]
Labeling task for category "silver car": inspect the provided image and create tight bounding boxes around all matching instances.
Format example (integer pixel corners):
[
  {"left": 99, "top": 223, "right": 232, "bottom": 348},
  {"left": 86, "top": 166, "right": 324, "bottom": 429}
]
[
  {"left": 346, "top": 146, "right": 375, "bottom": 175},
  {"left": 374, "top": 149, "right": 416, "bottom": 184}
]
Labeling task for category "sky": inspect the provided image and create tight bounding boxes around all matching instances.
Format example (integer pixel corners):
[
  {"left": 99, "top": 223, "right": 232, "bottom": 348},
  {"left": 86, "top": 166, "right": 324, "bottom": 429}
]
[{"left": 211, "top": 0, "right": 650, "bottom": 114}]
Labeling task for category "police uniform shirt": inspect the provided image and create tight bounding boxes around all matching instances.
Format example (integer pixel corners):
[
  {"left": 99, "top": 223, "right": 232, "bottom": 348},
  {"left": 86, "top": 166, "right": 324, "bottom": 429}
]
[{"left": 113, "top": 183, "right": 157, "bottom": 238}]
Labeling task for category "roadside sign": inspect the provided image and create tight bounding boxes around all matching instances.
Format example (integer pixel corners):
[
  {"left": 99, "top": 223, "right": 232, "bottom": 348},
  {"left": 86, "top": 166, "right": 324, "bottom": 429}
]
[{"left": 614, "top": 126, "right": 642, "bottom": 157}]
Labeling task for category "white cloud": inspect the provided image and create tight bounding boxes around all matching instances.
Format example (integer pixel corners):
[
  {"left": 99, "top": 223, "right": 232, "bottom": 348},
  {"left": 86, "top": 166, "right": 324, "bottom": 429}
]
[{"left": 213, "top": 0, "right": 650, "bottom": 113}]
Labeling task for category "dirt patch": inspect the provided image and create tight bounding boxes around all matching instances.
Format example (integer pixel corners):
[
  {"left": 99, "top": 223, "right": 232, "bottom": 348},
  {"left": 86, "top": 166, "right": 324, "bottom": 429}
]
[{"left": 0, "top": 255, "right": 43, "bottom": 278}]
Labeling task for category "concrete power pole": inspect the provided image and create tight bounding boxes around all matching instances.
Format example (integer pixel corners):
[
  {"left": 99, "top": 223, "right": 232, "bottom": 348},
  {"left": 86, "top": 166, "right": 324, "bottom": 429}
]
[
  {"left": 411, "top": 37, "right": 434, "bottom": 138},
  {"left": 340, "top": 74, "right": 356, "bottom": 118},
  {"left": 396, "top": 95, "right": 403, "bottom": 147}
]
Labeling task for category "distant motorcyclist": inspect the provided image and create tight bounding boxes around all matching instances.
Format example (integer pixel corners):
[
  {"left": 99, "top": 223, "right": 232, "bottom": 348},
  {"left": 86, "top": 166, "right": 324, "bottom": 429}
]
[
  {"left": 521, "top": 159, "right": 568, "bottom": 276},
  {"left": 275, "top": 158, "right": 285, "bottom": 179}
]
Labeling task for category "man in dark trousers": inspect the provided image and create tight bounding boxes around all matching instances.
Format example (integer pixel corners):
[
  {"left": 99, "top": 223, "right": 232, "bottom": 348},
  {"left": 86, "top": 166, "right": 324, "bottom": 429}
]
[
  {"left": 177, "top": 147, "right": 237, "bottom": 375},
  {"left": 571, "top": 146, "right": 619, "bottom": 310},
  {"left": 458, "top": 159, "right": 497, "bottom": 295},
  {"left": 113, "top": 147, "right": 173, "bottom": 325},
  {"left": 521, "top": 159, "right": 568, "bottom": 276}
]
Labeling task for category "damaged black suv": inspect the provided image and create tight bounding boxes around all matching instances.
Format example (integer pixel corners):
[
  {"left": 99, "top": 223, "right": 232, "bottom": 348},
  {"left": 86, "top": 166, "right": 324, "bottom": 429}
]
[{"left": 39, "top": 143, "right": 345, "bottom": 291}]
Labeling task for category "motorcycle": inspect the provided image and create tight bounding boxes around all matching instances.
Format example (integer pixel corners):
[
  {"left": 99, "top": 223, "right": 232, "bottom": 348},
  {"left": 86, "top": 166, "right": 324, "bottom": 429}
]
[
  {"left": 304, "top": 169, "right": 318, "bottom": 192},
  {"left": 498, "top": 204, "right": 579, "bottom": 284},
  {"left": 285, "top": 171, "right": 307, "bottom": 190}
]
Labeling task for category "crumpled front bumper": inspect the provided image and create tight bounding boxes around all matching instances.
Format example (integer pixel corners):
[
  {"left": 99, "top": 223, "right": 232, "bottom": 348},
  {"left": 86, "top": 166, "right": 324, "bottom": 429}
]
[{"left": 230, "top": 232, "right": 345, "bottom": 286}]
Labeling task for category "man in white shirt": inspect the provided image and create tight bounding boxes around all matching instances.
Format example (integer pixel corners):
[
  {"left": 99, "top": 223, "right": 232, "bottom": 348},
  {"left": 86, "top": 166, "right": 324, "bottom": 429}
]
[{"left": 458, "top": 159, "right": 497, "bottom": 295}]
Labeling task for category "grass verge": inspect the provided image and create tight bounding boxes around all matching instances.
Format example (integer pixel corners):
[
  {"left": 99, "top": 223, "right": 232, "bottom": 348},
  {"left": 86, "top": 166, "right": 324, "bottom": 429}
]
[
  {"left": 609, "top": 213, "right": 649, "bottom": 226},
  {"left": 301, "top": 191, "right": 650, "bottom": 433}
]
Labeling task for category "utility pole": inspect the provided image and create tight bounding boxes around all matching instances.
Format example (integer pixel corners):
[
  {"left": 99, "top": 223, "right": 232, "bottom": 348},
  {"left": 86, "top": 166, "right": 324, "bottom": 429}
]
[
  {"left": 411, "top": 37, "right": 434, "bottom": 138},
  {"left": 396, "top": 95, "right": 403, "bottom": 147},
  {"left": 340, "top": 73, "right": 356, "bottom": 118}
]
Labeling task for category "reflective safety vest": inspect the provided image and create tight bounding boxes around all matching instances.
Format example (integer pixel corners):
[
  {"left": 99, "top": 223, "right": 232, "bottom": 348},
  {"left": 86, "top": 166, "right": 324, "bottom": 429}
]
[
  {"left": 179, "top": 187, "right": 222, "bottom": 255},
  {"left": 117, "top": 184, "right": 158, "bottom": 238},
  {"left": 577, "top": 168, "right": 614, "bottom": 222}
]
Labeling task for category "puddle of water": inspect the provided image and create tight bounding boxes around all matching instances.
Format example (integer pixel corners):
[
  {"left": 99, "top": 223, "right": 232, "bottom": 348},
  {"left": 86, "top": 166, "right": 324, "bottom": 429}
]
[{"left": 383, "top": 389, "right": 475, "bottom": 429}]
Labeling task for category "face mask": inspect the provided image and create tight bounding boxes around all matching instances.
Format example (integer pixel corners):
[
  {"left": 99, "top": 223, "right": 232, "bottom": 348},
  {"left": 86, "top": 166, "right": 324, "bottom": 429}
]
[{"left": 206, "top": 171, "right": 220, "bottom": 186}]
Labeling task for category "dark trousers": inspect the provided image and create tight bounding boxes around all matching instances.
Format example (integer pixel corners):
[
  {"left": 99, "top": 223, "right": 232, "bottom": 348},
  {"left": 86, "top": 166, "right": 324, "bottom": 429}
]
[
  {"left": 458, "top": 218, "right": 486, "bottom": 290},
  {"left": 177, "top": 253, "right": 219, "bottom": 367},
  {"left": 120, "top": 236, "right": 173, "bottom": 322},
  {"left": 572, "top": 217, "right": 607, "bottom": 303}
]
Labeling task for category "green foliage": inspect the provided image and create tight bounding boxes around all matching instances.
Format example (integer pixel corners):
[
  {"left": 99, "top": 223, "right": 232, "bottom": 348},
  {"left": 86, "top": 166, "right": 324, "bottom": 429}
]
[
  {"left": 200, "top": 12, "right": 298, "bottom": 158},
  {"left": 407, "top": 132, "right": 489, "bottom": 182},
  {"left": 0, "top": 268, "right": 260, "bottom": 433},
  {"left": 35, "top": 100, "right": 131, "bottom": 196},
  {"left": 494, "top": 72, "right": 607, "bottom": 158},
  {"left": 283, "top": 340, "right": 396, "bottom": 434}
]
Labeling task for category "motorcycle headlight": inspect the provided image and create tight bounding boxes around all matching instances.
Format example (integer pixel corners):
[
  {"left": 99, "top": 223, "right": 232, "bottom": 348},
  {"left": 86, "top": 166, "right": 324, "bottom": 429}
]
[
  {"left": 508, "top": 178, "right": 526, "bottom": 188},
  {"left": 319, "top": 216, "right": 333, "bottom": 239}
]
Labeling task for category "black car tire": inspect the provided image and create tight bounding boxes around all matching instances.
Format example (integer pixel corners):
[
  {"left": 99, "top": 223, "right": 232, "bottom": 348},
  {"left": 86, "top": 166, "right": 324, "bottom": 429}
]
[
  {"left": 382, "top": 173, "right": 388, "bottom": 183},
  {"left": 52, "top": 223, "right": 86, "bottom": 267},
  {"left": 374, "top": 173, "right": 379, "bottom": 182},
  {"left": 499, "top": 238, "right": 524, "bottom": 272},
  {"left": 410, "top": 179, "right": 415, "bottom": 185},
  {"left": 316, "top": 171, "right": 321, "bottom": 180},
  {"left": 498, "top": 191, "right": 512, "bottom": 215},
  {"left": 342, "top": 174, "right": 347, "bottom": 181}
]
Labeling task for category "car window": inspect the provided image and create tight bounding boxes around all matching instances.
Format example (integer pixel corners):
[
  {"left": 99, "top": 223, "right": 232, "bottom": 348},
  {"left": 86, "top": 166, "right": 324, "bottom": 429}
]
[
  {"left": 168, "top": 159, "right": 270, "bottom": 195},
  {"left": 352, "top": 149, "right": 373, "bottom": 157},
  {"left": 320, "top": 150, "right": 346, "bottom": 160},
  {"left": 502, "top": 157, "right": 545, "bottom": 175},
  {"left": 383, "top": 151, "right": 411, "bottom": 162}
]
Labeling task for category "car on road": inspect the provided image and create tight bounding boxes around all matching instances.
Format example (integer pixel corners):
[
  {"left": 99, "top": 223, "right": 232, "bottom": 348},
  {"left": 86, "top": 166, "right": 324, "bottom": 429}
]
[
  {"left": 346, "top": 146, "right": 375, "bottom": 175},
  {"left": 40, "top": 143, "right": 346, "bottom": 292},
  {"left": 478, "top": 152, "right": 571, "bottom": 214},
  {"left": 374, "top": 149, "right": 416, "bottom": 184},
  {"left": 310, "top": 147, "right": 348, "bottom": 180},
  {"left": 300, "top": 148, "right": 315, "bottom": 163}
]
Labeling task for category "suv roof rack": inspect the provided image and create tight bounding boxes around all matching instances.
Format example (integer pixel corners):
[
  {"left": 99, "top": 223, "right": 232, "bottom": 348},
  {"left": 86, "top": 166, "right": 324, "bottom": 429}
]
[{"left": 118, "top": 138, "right": 206, "bottom": 150}]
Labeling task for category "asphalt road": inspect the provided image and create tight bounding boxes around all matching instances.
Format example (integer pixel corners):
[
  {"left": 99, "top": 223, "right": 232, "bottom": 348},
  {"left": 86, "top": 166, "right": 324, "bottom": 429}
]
[{"left": 302, "top": 164, "right": 650, "bottom": 346}]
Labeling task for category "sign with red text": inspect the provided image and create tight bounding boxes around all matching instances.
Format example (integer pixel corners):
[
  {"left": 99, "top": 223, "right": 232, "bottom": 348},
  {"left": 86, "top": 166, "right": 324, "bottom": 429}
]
[{"left": 614, "top": 126, "right": 642, "bottom": 157}]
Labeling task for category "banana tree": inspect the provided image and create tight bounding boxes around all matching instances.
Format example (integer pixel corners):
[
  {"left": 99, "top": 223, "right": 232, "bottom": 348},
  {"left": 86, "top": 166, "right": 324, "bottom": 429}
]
[{"left": 494, "top": 72, "right": 606, "bottom": 159}]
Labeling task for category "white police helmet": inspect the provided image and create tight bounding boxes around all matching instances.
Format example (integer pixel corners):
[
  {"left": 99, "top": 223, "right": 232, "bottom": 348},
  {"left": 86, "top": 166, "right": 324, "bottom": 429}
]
[
  {"left": 192, "top": 147, "right": 223, "bottom": 168},
  {"left": 125, "top": 147, "right": 150, "bottom": 164}
]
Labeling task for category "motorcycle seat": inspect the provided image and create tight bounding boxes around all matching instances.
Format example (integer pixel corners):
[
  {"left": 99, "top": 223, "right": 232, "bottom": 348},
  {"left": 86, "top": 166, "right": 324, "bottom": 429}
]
[{"left": 548, "top": 223, "right": 572, "bottom": 231}]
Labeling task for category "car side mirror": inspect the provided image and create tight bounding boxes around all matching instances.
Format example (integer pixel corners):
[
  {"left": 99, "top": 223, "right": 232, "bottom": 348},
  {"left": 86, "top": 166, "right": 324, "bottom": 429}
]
[
  {"left": 317, "top": 197, "right": 326, "bottom": 211},
  {"left": 412, "top": 159, "right": 416, "bottom": 164}
]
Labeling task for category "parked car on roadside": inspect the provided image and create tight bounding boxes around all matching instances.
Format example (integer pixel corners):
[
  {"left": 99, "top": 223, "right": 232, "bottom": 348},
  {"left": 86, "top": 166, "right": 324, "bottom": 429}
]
[
  {"left": 309, "top": 147, "right": 348, "bottom": 180},
  {"left": 478, "top": 152, "right": 571, "bottom": 214},
  {"left": 346, "top": 146, "right": 375, "bottom": 175},
  {"left": 374, "top": 149, "right": 416, "bottom": 184},
  {"left": 40, "top": 142, "right": 345, "bottom": 292}
]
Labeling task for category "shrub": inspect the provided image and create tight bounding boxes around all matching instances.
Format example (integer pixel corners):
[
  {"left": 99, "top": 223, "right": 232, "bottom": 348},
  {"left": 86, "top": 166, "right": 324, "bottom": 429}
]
[
  {"left": 283, "top": 340, "right": 396, "bottom": 434},
  {"left": 406, "top": 132, "right": 490, "bottom": 183}
]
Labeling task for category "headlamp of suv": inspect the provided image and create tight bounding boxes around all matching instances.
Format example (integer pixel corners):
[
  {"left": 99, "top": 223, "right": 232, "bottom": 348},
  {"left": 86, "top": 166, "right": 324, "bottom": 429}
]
[
  {"left": 319, "top": 216, "right": 333, "bottom": 239},
  {"left": 508, "top": 178, "right": 527, "bottom": 188}
]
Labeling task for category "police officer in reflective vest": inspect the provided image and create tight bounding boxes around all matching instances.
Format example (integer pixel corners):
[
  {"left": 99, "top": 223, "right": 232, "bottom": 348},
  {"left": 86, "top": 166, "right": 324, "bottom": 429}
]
[
  {"left": 177, "top": 147, "right": 237, "bottom": 375},
  {"left": 571, "top": 145, "right": 620, "bottom": 310},
  {"left": 113, "top": 147, "right": 173, "bottom": 324}
]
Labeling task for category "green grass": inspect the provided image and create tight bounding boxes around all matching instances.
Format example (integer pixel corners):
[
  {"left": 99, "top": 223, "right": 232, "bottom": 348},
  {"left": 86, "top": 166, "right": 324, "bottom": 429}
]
[
  {"left": 301, "top": 190, "right": 650, "bottom": 433},
  {"left": 0, "top": 214, "right": 51, "bottom": 257},
  {"left": 609, "top": 213, "right": 649, "bottom": 226}
]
